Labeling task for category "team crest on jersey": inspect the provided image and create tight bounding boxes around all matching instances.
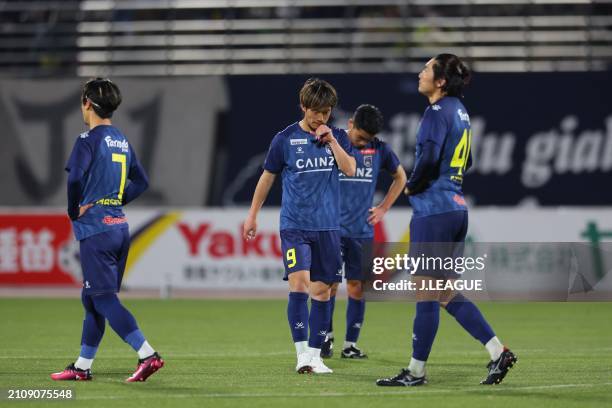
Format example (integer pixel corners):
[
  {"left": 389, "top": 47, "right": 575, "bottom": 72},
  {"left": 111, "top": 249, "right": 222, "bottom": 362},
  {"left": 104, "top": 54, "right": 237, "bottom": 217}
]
[
  {"left": 79, "top": 132, "right": 89, "bottom": 139},
  {"left": 363, "top": 155, "right": 373, "bottom": 168},
  {"left": 432, "top": 104, "right": 442, "bottom": 111},
  {"left": 290, "top": 138, "right": 308, "bottom": 145},
  {"left": 325, "top": 145, "right": 332, "bottom": 155}
]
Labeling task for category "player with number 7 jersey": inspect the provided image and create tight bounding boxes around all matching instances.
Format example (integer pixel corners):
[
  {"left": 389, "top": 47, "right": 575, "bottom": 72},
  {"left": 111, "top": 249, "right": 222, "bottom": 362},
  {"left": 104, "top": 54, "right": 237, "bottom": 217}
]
[{"left": 51, "top": 78, "right": 163, "bottom": 383}]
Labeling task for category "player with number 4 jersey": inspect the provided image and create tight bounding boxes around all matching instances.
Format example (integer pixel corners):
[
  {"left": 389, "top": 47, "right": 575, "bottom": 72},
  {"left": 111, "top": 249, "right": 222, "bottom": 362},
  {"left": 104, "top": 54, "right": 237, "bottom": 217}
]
[{"left": 376, "top": 55, "right": 517, "bottom": 387}]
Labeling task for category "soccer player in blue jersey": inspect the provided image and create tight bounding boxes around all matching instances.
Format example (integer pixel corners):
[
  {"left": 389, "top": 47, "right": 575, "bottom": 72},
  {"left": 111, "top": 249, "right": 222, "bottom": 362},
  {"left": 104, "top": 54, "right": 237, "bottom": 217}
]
[
  {"left": 243, "top": 78, "right": 356, "bottom": 374},
  {"left": 320, "top": 104, "right": 406, "bottom": 359},
  {"left": 376, "top": 55, "right": 517, "bottom": 386},
  {"left": 51, "top": 78, "right": 163, "bottom": 382}
]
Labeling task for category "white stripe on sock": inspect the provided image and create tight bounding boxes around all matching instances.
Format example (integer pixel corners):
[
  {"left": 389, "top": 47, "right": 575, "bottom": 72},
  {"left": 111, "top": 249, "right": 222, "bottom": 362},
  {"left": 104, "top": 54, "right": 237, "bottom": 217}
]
[
  {"left": 408, "top": 357, "right": 426, "bottom": 378},
  {"left": 294, "top": 341, "right": 308, "bottom": 356},
  {"left": 308, "top": 347, "right": 321, "bottom": 359},
  {"left": 485, "top": 336, "right": 504, "bottom": 361},
  {"left": 137, "top": 341, "right": 155, "bottom": 359},
  {"left": 343, "top": 341, "right": 355, "bottom": 349},
  {"left": 75, "top": 357, "right": 93, "bottom": 370}
]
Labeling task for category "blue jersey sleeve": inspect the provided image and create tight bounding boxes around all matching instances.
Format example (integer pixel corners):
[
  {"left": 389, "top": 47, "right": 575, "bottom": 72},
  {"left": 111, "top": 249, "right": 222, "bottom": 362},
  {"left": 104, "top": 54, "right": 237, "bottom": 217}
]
[
  {"left": 381, "top": 142, "right": 401, "bottom": 174},
  {"left": 407, "top": 107, "right": 447, "bottom": 192},
  {"left": 65, "top": 134, "right": 94, "bottom": 220},
  {"left": 263, "top": 133, "right": 285, "bottom": 173},
  {"left": 65, "top": 134, "right": 94, "bottom": 173},
  {"left": 122, "top": 144, "right": 149, "bottom": 205},
  {"left": 418, "top": 107, "right": 448, "bottom": 145},
  {"left": 335, "top": 128, "right": 353, "bottom": 154}
]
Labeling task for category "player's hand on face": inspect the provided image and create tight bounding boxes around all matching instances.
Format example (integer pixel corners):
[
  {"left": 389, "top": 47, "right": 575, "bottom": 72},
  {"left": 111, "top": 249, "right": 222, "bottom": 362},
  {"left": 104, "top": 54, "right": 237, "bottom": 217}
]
[
  {"left": 243, "top": 216, "right": 257, "bottom": 240},
  {"left": 78, "top": 203, "right": 93, "bottom": 218},
  {"left": 367, "top": 206, "right": 387, "bottom": 225},
  {"left": 315, "top": 125, "right": 335, "bottom": 145}
]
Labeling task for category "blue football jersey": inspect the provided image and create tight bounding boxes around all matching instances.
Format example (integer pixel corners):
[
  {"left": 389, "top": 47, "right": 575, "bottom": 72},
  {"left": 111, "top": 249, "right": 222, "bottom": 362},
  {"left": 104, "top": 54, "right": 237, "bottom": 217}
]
[
  {"left": 263, "top": 122, "right": 353, "bottom": 231},
  {"left": 65, "top": 125, "right": 139, "bottom": 240},
  {"left": 409, "top": 96, "right": 472, "bottom": 218},
  {"left": 340, "top": 139, "right": 400, "bottom": 238}
]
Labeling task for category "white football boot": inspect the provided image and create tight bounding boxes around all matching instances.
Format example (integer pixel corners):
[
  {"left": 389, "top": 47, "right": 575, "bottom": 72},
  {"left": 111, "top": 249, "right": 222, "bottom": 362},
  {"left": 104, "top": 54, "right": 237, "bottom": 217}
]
[
  {"left": 296, "top": 352, "right": 313, "bottom": 374},
  {"left": 310, "top": 356, "right": 333, "bottom": 374}
]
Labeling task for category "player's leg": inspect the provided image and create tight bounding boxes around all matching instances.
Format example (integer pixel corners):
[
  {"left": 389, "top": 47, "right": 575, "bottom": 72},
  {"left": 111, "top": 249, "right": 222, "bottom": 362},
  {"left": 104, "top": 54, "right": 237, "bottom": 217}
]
[
  {"left": 320, "top": 282, "right": 338, "bottom": 358},
  {"left": 439, "top": 212, "right": 517, "bottom": 384},
  {"left": 85, "top": 229, "right": 163, "bottom": 382},
  {"left": 76, "top": 290, "right": 105, "bottom": 370},
  {"left": 306, "top": 230, "right": 342, "bottom": 373},
  {"left": 287, "top": 270, "right": 311, "bottom": 373},
  {"left": 342, "top": 279, "right": 367, "bottom": 358},
  {"left": 341, "top": 237, "right": 368, "bottom": 358},
  {"left": 308, "top": 280, "right": 333, "bottom": 373},
  {"left": 281, "top": 230, "right": 313, "bottom": 373},
  {"left": 50, "top": 288, "right": 103, "bottom": 381},
  {"left": 321, "top": 237, "right": 346, "bottom": 359},
  {"left": 378, "top": 214, "right": 455, "bottom": 386}
]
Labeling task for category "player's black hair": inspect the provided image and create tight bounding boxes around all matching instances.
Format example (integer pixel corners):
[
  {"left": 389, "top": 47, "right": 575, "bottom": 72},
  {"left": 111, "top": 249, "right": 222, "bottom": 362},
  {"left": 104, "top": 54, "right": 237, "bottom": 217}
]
[
  {"left": 353, "top": 104, "right": 383, "bottom": 137},
  {"left": 81, "top": 77, "right": 122, "bottom": 118},
  {"left": 432, "top": 54, "right": 471, "bottom": 98},
  {"left": 299, "top": 77, "right": 338, "bottom": 110}
]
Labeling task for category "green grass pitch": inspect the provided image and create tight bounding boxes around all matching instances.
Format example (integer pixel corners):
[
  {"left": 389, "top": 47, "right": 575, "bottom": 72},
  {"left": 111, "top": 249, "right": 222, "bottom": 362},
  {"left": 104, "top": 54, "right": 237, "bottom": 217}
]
[{"left": 1, "top": 299, "right": 611, "bottom": 407}]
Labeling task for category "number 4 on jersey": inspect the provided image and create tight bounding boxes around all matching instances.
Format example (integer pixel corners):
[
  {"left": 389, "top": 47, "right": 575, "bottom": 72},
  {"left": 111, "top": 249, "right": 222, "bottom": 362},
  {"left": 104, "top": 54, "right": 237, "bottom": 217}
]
[{"left": 450, "top": 129, "right": 472, "bottom": 181}]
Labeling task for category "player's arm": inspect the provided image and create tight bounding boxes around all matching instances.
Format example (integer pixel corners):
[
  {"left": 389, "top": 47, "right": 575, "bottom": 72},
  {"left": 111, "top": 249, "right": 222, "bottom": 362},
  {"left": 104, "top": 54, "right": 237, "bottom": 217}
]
[
  {"left": 317, "top": 126, "right": 356, "bottom": 176},
  {"left": 65, "top": 137, "right": 94, "bottom": 220},
  {"left": 368, "top": 164, "right": 407, "bottom": 225},
  {"left": 122, "top": 145, "right": 149, "bottom": 206},
  {"left": 244, "top": 133, "right": 283, "bottom": 240},
  {"left": 243, "top": 170, "right": 276, "bottom": 240},
  {"left": 404, "top": 140, "right": 441, "bottom": 195},
  {"left": 404, "top": 109, "right": 446, "bottom": 195}
]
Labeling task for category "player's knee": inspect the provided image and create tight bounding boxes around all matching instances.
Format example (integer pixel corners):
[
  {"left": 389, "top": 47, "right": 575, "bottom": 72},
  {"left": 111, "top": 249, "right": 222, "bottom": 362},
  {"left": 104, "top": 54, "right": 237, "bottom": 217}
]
[
  {"left": 310, "top": 281, "right": 331, "bottom": 301},
  {"left": 288, "top": 280, "right": 308, "bottom": 293},
  {"left": 347, "top": 280, "right": 364, "bottom": 300},
  {"left": 288, "top": 270, "right": 309, "bottom": 293},
  {"left": 81, "top": 290, "right": 96, "bottom": 313},
  {"left": 90, "top": 292, "right": 121, "bottom": 315}
]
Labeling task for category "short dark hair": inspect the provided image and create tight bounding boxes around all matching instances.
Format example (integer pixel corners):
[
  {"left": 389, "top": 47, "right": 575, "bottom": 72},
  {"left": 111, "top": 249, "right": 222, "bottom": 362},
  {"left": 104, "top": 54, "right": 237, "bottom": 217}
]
[
  {"left": 353, "top": 104, "right": 383, "bottom": 137},
  {"left": 299, "top": 78, "right": 338, "bottom": 110},
  {"left": 432, "top": 54, "right": 471, "bottom": 98},
  {"left": 81, "top": 77, "right": 122, "bottom": 118}
]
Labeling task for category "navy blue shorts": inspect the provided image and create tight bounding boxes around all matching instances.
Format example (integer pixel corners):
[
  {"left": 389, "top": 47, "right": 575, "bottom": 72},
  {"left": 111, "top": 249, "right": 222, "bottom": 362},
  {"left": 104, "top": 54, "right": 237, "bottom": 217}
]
[
  {"left": 409, "top": 211, "right": 468, "bottom": 279},
  {"left": 280, "top": 229, "right": 342, "bottom": 284},
  {"left": 79, "top": 227, "right": 130, "bottom": 295},
  {"left": 341, "top": 237, "right": 373, "bottom": 281}
]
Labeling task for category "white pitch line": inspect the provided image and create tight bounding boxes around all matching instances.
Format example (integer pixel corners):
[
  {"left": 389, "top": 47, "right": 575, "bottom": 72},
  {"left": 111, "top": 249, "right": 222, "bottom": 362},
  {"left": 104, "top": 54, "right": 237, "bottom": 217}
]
[
  {"left": 0, "top": 351, "right": 294, "bottom": 359},
  {"left": 3, "top": 346, "right": 612, "bottom": 360},
  {"left": 2, "top": 347, "right": 612, "bottom": 359},
  {"left": 74, "top": 382, "right": 612, "bottom": 400}
]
